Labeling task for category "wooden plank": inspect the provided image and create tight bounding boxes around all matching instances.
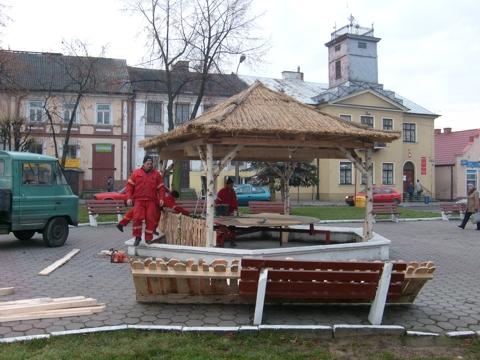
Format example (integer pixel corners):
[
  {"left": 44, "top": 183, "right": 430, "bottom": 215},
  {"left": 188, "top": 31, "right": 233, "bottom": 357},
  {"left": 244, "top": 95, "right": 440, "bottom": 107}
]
[
  {"left": 38, "top": 249, "right": 80, "bottom": 276},
  {"left": 0, "top": 304, "right": 105, "bottom": 323},
  {"left": 0, "top": 287, "right": 14, "bottom": 296},
  {"left": 253, "top": 268, "right": 268, "bottom": 325},
  {"left": 240, "top": 269, "right": 380, "bottom": 282},
  {"left": 241, "top": 259, "right": 383, "bottom": 271},
  {"left": 131, "top": 269, "right": 240, "bottom": 279},
  {"left": 368, "top": 262, "right": 392, "bottom": 325},
  {"left": 0, "top": 298, "right": 99, "bottom": 315},
  {"left": 0, "top": 296, "right": 86, "bottom": 307}
]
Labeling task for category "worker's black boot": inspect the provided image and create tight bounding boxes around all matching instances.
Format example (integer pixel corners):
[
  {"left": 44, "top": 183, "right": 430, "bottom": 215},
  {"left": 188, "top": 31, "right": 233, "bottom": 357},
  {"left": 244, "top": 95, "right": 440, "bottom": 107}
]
[
  {"left": 133, "top": 237, "right": 142, "bottom": 246},
  {"left": 116, "top": 224, "right": 124, "bottom": 232}
]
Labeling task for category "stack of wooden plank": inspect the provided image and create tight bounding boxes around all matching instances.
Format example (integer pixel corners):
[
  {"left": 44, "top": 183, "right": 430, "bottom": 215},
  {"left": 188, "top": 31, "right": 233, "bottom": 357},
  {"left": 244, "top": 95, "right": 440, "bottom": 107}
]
[{"left": 0, "top": 296, "right": 105, "bottom": 323}]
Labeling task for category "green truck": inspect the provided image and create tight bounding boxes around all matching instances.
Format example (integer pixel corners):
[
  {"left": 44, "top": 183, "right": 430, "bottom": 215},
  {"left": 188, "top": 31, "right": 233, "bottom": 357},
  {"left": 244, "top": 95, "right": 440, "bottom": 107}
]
[{"left": 0, "top": 151, "right": 78, "bottom": 247}]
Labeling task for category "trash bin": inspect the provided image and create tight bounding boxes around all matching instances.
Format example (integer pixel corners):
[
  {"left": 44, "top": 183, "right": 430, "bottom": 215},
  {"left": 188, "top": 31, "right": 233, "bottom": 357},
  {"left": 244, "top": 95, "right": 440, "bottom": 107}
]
[
  {"left": 424, "top": 196, "right": 430, "bottom": 205},
  {"left": 355, "top": 195, "right": 366, "bottom": 208}
]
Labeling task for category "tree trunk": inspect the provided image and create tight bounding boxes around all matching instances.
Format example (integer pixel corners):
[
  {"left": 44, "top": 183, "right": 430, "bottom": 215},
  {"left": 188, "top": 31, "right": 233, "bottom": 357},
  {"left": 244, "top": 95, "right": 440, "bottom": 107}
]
[
  {"left": 364, "top": 148, "right": 374, "bottom": 240},
  {"left": 205, "top": 144, "right": 215, "bottom": 247}
]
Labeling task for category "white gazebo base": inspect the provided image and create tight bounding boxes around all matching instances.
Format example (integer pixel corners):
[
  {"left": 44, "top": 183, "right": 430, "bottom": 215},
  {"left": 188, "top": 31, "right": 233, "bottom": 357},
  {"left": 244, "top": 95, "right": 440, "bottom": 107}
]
[{"left": 125, "top": 226, "right": 390, "bottom": 263}]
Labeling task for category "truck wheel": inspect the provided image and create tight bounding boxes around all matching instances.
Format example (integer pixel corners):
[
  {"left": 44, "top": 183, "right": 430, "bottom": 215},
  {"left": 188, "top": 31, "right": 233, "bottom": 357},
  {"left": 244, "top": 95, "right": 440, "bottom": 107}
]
[
  {"left": 13, "top": 230, "right": 36, "bottom": 241},
  {"left": 43, "top": 217, "right": 69, "bottom": 247}
]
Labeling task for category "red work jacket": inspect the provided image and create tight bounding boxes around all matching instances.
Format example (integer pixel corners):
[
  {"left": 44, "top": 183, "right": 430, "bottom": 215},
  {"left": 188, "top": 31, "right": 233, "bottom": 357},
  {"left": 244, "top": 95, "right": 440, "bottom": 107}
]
[
  {"left": 126, "top": 168, "right": 164, "bottom": 202},
  {"left": 161, "top": 192, "right": 190, "bottom": 216}
]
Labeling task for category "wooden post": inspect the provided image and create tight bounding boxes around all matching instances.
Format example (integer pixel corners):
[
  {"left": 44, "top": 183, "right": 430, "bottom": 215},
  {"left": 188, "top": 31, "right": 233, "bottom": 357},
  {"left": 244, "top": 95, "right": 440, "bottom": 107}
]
[
  {"left": 206, "top": 144, "right": 215, "bottom": 247},
  {"left": 364, "top": 148, "right": 374, "bottom": 240}
]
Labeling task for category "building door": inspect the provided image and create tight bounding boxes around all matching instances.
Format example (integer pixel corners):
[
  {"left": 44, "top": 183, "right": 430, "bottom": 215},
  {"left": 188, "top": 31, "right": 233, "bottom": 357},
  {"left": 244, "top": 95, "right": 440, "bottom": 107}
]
[
  {"left": 403, "top": 161, "right": 415, "bottom": 193},
  {"left": 92, "top": 144, "right": 115, "bottom": 189}
]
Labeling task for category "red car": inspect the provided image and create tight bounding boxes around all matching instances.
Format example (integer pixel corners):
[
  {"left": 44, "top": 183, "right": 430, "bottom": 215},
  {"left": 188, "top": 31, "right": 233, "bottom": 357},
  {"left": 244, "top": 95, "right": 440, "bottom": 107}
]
[
  {"left": 345, "top": 186, "right": 402, "bottom": 206},
  {"left": 94, "top": 187, "right": 128, "bottom": 201}
]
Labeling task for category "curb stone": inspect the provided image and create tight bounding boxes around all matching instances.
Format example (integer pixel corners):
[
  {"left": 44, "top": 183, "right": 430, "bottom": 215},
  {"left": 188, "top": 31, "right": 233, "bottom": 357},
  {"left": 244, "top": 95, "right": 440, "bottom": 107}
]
[
  {"left": 333, "top": 324, "right": 405, "bottom": 338},
  {"left": 0, "top": 334, "right": 50, "bottom": 343},
  {"left": 446, "top": 331, "right": 477, "bottom": 338},
  {"left": 1, "top": 324, "right": 479, "bottom": 344}
]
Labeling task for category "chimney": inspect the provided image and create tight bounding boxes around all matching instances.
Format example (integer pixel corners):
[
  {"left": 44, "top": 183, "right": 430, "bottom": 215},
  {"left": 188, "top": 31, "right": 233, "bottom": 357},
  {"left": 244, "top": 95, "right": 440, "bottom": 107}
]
[
  {"left": 434, "top": 129, "right": 441, "bottom": 135},
  {"left": 282, "top": 67, "right": 304, "bottom": 81},
  {"left": 443, "top": 127, "right": 452, "bottom": 134},
  {"left": 172, "top": 60, "right": 189, "bottom": 72}
]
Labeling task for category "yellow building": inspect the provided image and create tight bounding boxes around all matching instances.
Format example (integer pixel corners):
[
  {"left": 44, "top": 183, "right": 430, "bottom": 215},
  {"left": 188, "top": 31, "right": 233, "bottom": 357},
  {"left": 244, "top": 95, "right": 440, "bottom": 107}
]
[{"left": 239, "top": 23, "right": 439, "bottom": 201}]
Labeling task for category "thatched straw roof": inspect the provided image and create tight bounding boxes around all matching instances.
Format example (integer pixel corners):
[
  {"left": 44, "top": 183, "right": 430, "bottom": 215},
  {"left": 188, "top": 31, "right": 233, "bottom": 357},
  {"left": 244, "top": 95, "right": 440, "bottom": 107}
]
[{"left": 141, "top": 81, "right": 400, "bottom": 161}]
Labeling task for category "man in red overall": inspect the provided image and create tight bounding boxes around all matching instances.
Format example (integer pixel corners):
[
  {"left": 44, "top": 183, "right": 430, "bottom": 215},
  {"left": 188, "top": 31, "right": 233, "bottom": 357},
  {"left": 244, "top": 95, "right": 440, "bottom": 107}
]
[
  {"left": 215, "top": 178, "right": 238, "bottom": 247},
  {"left": 216, "top": 178, "right": 238, "bottom": 215},
  {"left": 160, "top": 190, "right": 190, "bottom": 216},
  {"left": 126, "top": 155, "right": 164, "bottom": 246}
]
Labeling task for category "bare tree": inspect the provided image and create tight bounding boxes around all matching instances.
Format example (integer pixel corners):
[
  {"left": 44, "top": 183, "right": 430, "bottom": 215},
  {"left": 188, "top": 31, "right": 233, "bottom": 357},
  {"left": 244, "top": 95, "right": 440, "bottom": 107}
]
[
  {"left": 0, "top": 115, "right": 33, "bottom": 151},
  {"left": 39, "top": 41, "right": 110, "bottom": 167},
  {"left": 130, "top": 0, "right": 196, "bottom": 131},
  {"left": 187, "top": 0, "right": 266, "bottom": 119}
]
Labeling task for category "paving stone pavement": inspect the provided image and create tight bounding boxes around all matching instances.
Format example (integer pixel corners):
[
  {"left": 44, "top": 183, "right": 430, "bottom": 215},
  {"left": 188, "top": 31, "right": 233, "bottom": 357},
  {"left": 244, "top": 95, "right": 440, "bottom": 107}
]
[{"left": 1, "top": 220, "right": 479, "bottom": 338}]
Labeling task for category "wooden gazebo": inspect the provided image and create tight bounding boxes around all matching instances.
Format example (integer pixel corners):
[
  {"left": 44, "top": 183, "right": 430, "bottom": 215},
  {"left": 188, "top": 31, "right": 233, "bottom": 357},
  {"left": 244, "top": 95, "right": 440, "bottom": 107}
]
[{"left": 141, "top": 81, "right": 400, "bottom": 245}]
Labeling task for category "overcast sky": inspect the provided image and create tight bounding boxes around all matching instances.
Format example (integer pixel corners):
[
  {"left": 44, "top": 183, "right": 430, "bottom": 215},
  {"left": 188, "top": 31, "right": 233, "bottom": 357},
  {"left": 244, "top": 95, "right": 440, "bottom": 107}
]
[{"left": 2, "top": 0, "right": 479, "bottom": 130}]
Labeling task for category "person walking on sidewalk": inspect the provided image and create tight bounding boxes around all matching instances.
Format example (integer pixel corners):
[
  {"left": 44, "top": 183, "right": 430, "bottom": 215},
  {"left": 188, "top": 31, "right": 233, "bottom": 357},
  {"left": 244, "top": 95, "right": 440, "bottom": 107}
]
[
  {"left": 126, "top": 155, "right": 164, "bottom": 246},
  {"left": 415, "top": 179, "right": 423, "bottom": 200},
  {"left": 458, "top": 184, "right": 480, "bottom": 230}
]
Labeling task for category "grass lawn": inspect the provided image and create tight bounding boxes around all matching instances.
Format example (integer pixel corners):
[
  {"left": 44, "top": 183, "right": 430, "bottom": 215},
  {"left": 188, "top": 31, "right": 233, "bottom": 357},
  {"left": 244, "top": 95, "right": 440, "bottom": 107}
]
[
  {"left": 1, "top": 331, "right": 478, "bottom": 360},
  {"left": 292, "top": 206, "right": 440, "bottom": 220},
  {"left": 77, "top": 205, "right": 440, "bottom": 224}
]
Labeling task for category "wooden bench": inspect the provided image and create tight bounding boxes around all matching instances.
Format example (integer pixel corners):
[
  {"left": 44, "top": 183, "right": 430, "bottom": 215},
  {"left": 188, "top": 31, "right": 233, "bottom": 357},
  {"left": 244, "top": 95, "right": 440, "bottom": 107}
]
[
  {"left": 85, "top": 200, "right": 126, "bottom": 227},
  {"left": 372, "top": 202, "right": 399, "bottom": 223},
  {"left": 176, "top": 200, "right": 206, "bottom": 216},
  {"left": 129, "top": 258, "right": 435, "bottom": 322},
  {"left": 239, "top": 258, "right": 407, "bottom": 325},
  {"left": 440, "top": 202, "right": 466, "bottom": 221},
  {"left": 248, "top": 201, "right": 284, "bottom": 214}
]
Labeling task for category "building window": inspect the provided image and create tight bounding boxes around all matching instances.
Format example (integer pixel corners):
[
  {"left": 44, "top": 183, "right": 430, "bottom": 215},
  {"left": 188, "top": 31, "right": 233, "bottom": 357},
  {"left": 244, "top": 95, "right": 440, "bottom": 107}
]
[
  {"left": 146, "top": 101, "right": 162, "bottom": 124},
  {"left": 382, "top": 163, "right": 394, "bottom": 185},
  {"left": 96, "top": 104, "right": 111, "bottom": 125},
  {"left": 335, "top": 60, "right": 341, "bottom": 80},
  {"left": 403, "top": 123, "right": 416, "bottom": 142},
  {"left": 28, "top": 101, "right": 44, "bottom": 122},
  {"left": 466, "top": 169, "right": 477, "bottom": 191},
  {"left": 335, "top": 44, "right": 341, "bottom": 52},
  {"left": 28, "top": 142, "right": 43, "bottom": 154},
  {"left": 175, "top": 103, "right": 190, "bottom": 125},
  {"left": 383, "top": 118, "right": 393, "bottom": 130},
  {"left": 358, "top": 42, "right": 367, "bottom": 49},
  {"left": 339, "top": 162, "right": 352, "bottom": 185},
  {"left": 360, "top": 116, "right": 374, "bottom": 128},
  {"left": 339, "top": 114, "right": 352, "bottom": 122},
  {"left": 0, "top": 159, "right": 4, "bottom": 176},
  {"left": 64, "top": 144, "right": 78, "bottom": 159},
  {"left": 63, "top": 103, "right": 78, "bottom": 123}
]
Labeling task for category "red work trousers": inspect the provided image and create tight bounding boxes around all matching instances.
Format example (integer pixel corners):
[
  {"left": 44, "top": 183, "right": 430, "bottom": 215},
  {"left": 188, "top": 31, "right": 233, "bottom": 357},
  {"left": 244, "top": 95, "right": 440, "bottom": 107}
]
[
  {"left": 119, "top": 208, "right": 134, "bottom": 226},
  {"left": 132, "top": 199, "right": 159, "bottom": 241}
]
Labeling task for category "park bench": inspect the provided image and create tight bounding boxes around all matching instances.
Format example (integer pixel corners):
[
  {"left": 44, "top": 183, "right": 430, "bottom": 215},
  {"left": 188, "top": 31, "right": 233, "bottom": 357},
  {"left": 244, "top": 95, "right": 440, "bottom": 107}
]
[
  {"left": 440, "top": 202, "right": 466, "bottom": 221},
  {"left": 176, "top": 200, "right": 206, "bottom": 216},
  {"left": 248, "top": 201, "right": 284, "bottom": 214},
  {"left": 85, "top": 200, "right": 126, "bottom": 227},
  {"left": 372, "top": 202, "right": 399, "bottom": 223},
  {"left": 239, "top": 258, "right": 407, "bottom": 325},
  {"left": 129, "top": 258, "right": 435, "bottom": 324}
]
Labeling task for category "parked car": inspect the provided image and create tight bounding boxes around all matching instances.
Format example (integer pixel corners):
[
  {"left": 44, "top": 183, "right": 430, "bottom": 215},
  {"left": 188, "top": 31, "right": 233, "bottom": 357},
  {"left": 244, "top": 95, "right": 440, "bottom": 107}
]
[
  {"left": 0, "top": 151, "right": 78, "bottom": 247},
  {"left": 345, "top": 186, "right": 402, "bottom": 206},
  {"left": 94, "top": 187, "right": 127, "bottom": 201},
  {"left": 234, "top": 184, "right": 271, "bottom": 206}
]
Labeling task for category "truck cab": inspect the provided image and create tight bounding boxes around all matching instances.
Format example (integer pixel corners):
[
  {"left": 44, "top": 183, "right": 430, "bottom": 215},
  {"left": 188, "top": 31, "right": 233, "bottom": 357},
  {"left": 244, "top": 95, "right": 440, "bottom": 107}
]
[{"left": 0, "top": 151, "right": 78, "bottom": 247}]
